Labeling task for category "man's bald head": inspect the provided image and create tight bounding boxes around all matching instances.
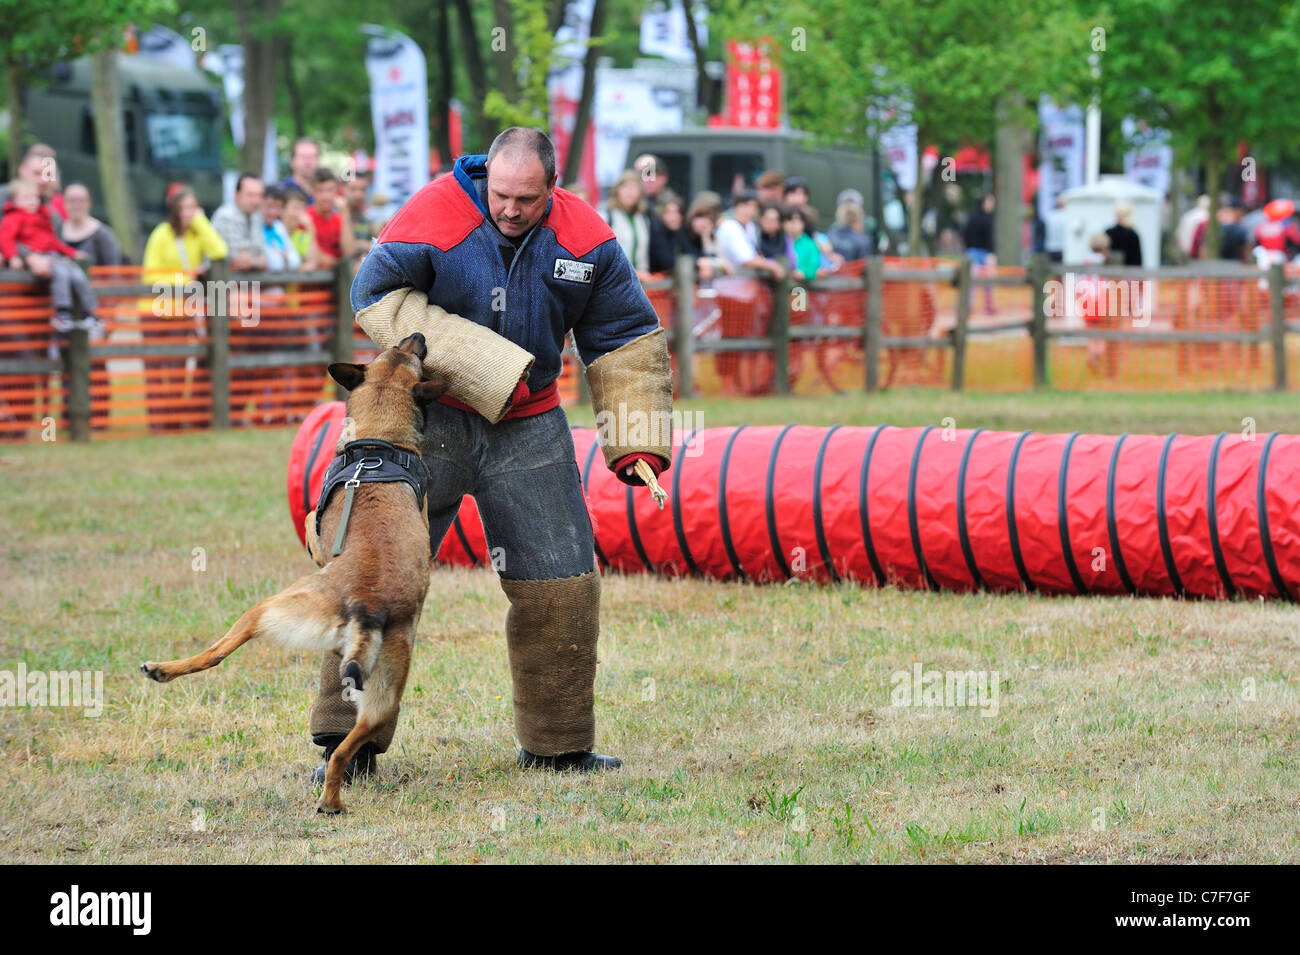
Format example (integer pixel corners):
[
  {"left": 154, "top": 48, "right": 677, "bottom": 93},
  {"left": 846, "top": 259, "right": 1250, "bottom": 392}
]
[{"left": 484, "top": 127, "right": 557, "bottom": 238}]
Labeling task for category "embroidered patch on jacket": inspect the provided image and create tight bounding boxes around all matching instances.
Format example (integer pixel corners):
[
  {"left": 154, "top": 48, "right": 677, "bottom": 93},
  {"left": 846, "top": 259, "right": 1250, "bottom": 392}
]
[{"left": 553, "top": 258, "right": 594, "bottom": 283}]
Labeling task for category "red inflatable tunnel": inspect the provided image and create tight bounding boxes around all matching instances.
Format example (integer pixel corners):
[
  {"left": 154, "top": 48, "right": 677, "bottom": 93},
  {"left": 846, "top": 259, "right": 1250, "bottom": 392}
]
[{"left": 288, "top": 402, "right": 1300, "bottom": 600}]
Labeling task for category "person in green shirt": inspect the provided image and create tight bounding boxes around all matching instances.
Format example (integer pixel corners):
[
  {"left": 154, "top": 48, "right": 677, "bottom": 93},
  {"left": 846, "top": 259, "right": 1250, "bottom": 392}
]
[{"left": 783, "top": 205, "right": 820, "bottom": 283}]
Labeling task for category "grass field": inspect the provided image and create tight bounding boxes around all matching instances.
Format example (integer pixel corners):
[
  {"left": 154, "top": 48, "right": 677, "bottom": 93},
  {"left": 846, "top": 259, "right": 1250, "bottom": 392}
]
[{"left": 1, "top": 388, "right": 1297, "bottom": 863}]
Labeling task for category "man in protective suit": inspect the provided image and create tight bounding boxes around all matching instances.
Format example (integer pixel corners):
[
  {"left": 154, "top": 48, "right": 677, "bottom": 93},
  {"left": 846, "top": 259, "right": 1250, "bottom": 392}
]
[{"left": 309, "top": 127, "right": 673, "bottom": 777}]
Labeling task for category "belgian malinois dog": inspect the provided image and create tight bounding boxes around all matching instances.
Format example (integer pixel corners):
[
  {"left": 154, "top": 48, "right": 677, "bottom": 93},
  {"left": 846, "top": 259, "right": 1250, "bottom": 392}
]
[{"left": 140, "top": 333, "right": 447, "bottom": 814}]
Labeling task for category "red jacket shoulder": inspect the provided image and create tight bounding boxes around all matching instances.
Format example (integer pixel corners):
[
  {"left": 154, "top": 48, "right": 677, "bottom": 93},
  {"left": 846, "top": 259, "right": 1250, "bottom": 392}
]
[
  {"left": 376, "top": 174, "right": 483, "bottom": 250},
  {"left": 546, "top": 188, "right": 614, "bottom": 258}
]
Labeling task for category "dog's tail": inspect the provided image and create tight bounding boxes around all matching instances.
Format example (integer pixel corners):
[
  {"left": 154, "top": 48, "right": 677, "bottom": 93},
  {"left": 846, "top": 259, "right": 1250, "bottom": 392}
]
[{"left": 340, "top": 605, "right": 388, "bottom": 691}]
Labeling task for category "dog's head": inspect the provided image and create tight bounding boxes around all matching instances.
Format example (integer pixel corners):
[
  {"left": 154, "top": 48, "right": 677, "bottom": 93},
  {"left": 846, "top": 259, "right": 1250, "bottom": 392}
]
[{"left": 327, "top": 333, "right": 449, "bottom": 448}]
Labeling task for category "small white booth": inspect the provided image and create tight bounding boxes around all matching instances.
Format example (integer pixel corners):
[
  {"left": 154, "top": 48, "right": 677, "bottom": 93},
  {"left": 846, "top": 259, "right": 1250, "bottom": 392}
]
[{"left": 1059, "top": 176, "right": 1162, "bottom": 267}]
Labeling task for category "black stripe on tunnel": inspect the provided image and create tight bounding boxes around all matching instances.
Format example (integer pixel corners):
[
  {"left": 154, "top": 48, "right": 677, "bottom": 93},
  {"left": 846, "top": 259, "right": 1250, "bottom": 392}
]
[
  {"left": 1006, "top": 430, "right": 1036, "bottom": 593},
  {"left": 1058, "top": 432, "right": 1087, "bottom": 595},
  {"left": 672, "top": 427, "right": 703, "bottom": 577},
  {"left": 718, "top": 425, "right": 749, "bottom": 581},
  {"left": 907, "top": 425, "right": 939, "bottom": 591},
  {"left": 1105, "top": 433, "right": 1137, "bottom": 596},
  {"left": 1206, "top": 432, "right": 1236, "bottom": 599},
  {"left": 1258, "top": 431, "right": 1293, "bottom": 602},
  {"left": 1156, "top": 433, "right": 1188, "bottom": 598},
  {"left": 813, "top": 425, "right": 843, "bottom": 583},
  {"left": 858, "top": 425, "right": 888, "bottom": 587},
  {"left": 956, "top": 427, "right": 987, "bottom": 591},
  {"left": 766, "top": 424, "right": 797, "bottom": 580}
]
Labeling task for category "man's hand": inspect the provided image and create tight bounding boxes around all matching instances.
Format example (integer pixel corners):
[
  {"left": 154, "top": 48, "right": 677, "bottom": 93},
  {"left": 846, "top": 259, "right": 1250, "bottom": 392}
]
[{"left": 7, "top": 256, "right": 23, "bottom": 270}]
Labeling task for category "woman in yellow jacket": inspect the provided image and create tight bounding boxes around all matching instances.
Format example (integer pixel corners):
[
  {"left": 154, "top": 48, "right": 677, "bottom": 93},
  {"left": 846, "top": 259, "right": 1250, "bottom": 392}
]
[{"left": 141, "top": 186, "right": 228, "bottom": 433}]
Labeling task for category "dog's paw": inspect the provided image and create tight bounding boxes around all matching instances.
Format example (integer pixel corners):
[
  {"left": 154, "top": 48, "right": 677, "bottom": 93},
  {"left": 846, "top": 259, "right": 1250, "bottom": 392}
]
[
  {"left": 139, "top": 661, "right": 170, "bottom": 683},
  {"left": 316, "top": 800, "right": 346, "bottom": 815}
]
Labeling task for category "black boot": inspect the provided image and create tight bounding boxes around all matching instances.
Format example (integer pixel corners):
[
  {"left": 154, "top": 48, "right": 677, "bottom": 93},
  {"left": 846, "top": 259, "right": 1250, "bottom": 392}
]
[
  {"left": 311, "top": 734, "right": 379, "bottom": 785},
  {"left": 517, "top": 748, "right": 622, "bottom": 772}
]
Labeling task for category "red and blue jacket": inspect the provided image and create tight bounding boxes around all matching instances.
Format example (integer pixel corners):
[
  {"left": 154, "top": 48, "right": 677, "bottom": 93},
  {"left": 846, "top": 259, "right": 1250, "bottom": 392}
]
[{"left": 350, "top": 153, "right": 661, "bottom": 393}]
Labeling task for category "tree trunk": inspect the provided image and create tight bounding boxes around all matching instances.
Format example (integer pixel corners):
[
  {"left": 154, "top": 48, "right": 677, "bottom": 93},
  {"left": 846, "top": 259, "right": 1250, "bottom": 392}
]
[
  {"left": 90, "top": 48, "right": 141, "bottom": 261},
  {"left": 994, "top": 91, "right": 1025, "bottom": 266},
  {"left": 491, "top": 0, "right": 519, "bottom": 104},
  {"left": 548, "top": 0, "right": 568, "bottom": 35},
  {"left": 235, "top": 0, "right": 279, "bottom": 177},
  {"left": 908, "top": 127, "right": 925, "bottom": 257},
  {"left": 563, "top": 0, "right": 606, "bottom": 187},
  {"left": 430, "top": 0, "right": 454, "bottom": 167},
  {"left": 681, "top": 0, "right": 710, "bottom": 115},
  {"left": 282, "top": 35, "right": 304, "bottom": 139},
  {"left": 7, "top": 64, "right": 23, "bottom": 177},
  {"left": 453, "top": 0, "right": 494, "bottom": 149},
  {"left": 1203, "top": 139, "right": 1222, "bottom": 260}
]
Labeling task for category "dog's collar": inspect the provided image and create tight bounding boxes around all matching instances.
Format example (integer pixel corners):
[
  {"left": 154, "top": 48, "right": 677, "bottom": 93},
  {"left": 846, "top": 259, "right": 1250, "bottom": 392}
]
[{"left": 315, "top": 439, "right": 429, "bottom": 555}]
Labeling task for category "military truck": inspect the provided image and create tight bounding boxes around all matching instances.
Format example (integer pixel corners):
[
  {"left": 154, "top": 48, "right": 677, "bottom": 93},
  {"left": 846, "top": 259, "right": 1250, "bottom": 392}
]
[
  {"left": 622, "top": 128, "right": 907, "bottom": 247},
  {"left": 21, "top": 54, "right": 225, "bottom": 232}
]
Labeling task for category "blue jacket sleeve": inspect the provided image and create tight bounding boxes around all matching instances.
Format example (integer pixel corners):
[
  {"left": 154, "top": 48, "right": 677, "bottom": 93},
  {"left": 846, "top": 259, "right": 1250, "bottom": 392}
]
[
  {"left": 571, "top": 237, "right": 662, "bottom": 366},
  {"left": 349, "top": 240, "right": 437, "bottom": 314}
]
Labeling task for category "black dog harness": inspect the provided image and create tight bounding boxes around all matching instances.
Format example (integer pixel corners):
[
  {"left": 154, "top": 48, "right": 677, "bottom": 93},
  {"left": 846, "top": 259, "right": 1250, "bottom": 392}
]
[{"left": 315, "top": 439, "right": 429, "bottom": 557}]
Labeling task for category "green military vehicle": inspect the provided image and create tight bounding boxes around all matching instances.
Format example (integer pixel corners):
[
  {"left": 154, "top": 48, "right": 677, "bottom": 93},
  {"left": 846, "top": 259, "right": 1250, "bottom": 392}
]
[
  {"left": 21, "top": 54, "right": 225, "bottom": 233},
  {"left": 623, "top": 128, "right": 907, "bottom": 248}
]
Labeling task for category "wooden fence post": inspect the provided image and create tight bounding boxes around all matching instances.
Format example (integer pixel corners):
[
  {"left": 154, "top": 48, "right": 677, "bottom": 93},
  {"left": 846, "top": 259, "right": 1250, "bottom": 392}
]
[
  {"left": 1269, "top": 262, "right": 1287, "bottom": 392},
  {"left": 207, "top": 258, "right": 231, "bottom": 429},
  {"left": 673, "top": 254, "right": 696, "bottom": 399},
  {"left": 952, "top": 255, "right": 972, "bottom": 390},
  {"left": 865, "top": 255, "right": 883, "bottom": 392},
  {"left": 64, "top": 326, "right": 91, "bottom": 442},
  {"left": 333, "top": 259, "right": 356, "bottom": 402},
  {"left": 772, "top": 274, "right": 791, "bottom": 395},
  {"left": 1030, "top": 253, "right": 1048, "bottom": 389}
]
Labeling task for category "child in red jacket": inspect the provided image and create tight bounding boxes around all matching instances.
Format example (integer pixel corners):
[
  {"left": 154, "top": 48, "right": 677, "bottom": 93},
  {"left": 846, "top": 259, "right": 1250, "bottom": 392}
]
[{"left": 2, "top": 179, "right": 103, "bottom": 340}]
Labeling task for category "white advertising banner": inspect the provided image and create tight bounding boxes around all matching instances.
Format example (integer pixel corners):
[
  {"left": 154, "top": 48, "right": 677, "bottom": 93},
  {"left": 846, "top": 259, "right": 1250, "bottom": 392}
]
[
  {"left": 363, "top": 25, "right": 429, "bottom": 219},
  {"left": 593, "top": 67, "right": 685, "bottom": 188},
  {"left": 1122, "top": 116, "right": 1172, "bottom": 200},
  {"left": 1038, "top": 95, "right": 1086, "bottom": 222},
  {"left": 639, "top": 2, "right": 708, "bottom": 63}
]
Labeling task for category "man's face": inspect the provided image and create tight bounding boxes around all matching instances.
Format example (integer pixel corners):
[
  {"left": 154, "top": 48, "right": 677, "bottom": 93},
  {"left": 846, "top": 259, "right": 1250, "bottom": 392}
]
[
  {"left": 486, "top": 154, "right": 554, "bottom": 238},
  {"left": 293, "top": 143, "right": 319, "bottom": 180},
  {"left": 345, "top": 178, "right": 368, "bottom": 210},
  {"left": 236, "top": 178, "right": 264, "bottom": 214},
  {"left": 262, "top": 196, "right": 283, "bottom": 224}
]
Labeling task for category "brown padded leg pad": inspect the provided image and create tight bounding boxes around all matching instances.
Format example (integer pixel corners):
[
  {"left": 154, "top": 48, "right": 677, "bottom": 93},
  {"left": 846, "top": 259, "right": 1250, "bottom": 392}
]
[
  {"left": 500, "top": 571, "right": 601, "bottom": 757},
  {"left": 309, "top": 650, "right": 399, "bottom": 753}
]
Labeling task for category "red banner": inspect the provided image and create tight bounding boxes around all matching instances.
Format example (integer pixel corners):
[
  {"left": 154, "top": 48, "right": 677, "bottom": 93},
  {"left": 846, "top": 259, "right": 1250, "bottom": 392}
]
[{"left": 724, "top": 37, "right": 781, "bottom": 129}]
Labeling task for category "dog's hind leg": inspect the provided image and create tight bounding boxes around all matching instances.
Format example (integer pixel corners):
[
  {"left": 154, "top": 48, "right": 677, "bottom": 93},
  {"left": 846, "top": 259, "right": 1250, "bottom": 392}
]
[
  {"left": 140, "top": 574, "right": 341, "bottom": 683},
  {"left": 318, "top": 621, "right": 412, "bottom": 814}
]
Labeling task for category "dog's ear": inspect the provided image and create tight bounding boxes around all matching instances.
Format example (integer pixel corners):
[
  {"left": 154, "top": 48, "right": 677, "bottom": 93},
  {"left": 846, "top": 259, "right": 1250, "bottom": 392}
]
[
  {"left": 328, "top": 362, "right": 367, "bottom": 391},
  {"left": 412, "top": 376, "right": 450, "bottom": 402}
]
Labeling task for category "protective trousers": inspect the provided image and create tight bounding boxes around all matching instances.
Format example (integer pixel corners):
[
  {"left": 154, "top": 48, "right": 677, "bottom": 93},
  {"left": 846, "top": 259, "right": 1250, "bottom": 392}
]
[{"left": 309, "top": 402, "right": 601, "bottom": 756}]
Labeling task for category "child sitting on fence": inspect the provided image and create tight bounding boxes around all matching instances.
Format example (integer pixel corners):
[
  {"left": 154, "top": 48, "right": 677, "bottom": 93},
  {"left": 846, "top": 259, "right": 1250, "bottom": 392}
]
[{"left": 1, "top": 179, "right": 105, "bottom": 345}]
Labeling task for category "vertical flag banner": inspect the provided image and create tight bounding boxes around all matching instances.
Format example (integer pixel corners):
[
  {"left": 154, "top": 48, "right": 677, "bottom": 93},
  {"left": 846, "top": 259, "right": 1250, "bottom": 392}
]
[
  {"left": 724, "top": 38, "right": 781, "bottom": 128},
  {"left": 363, "top": 25, "right": 429, "bottom": 219},
  {"left": 1037, "top": 95, "right": 1085, "bottom": 222},
  {"left": 1121, "top": 117, "right": 1172, "bottom": 200}
]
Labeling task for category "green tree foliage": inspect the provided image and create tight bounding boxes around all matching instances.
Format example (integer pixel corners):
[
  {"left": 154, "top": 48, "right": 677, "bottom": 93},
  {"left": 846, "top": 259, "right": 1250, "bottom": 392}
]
[{"left": 1097, "top": 0, "right": 1300, "bottom": 257}]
